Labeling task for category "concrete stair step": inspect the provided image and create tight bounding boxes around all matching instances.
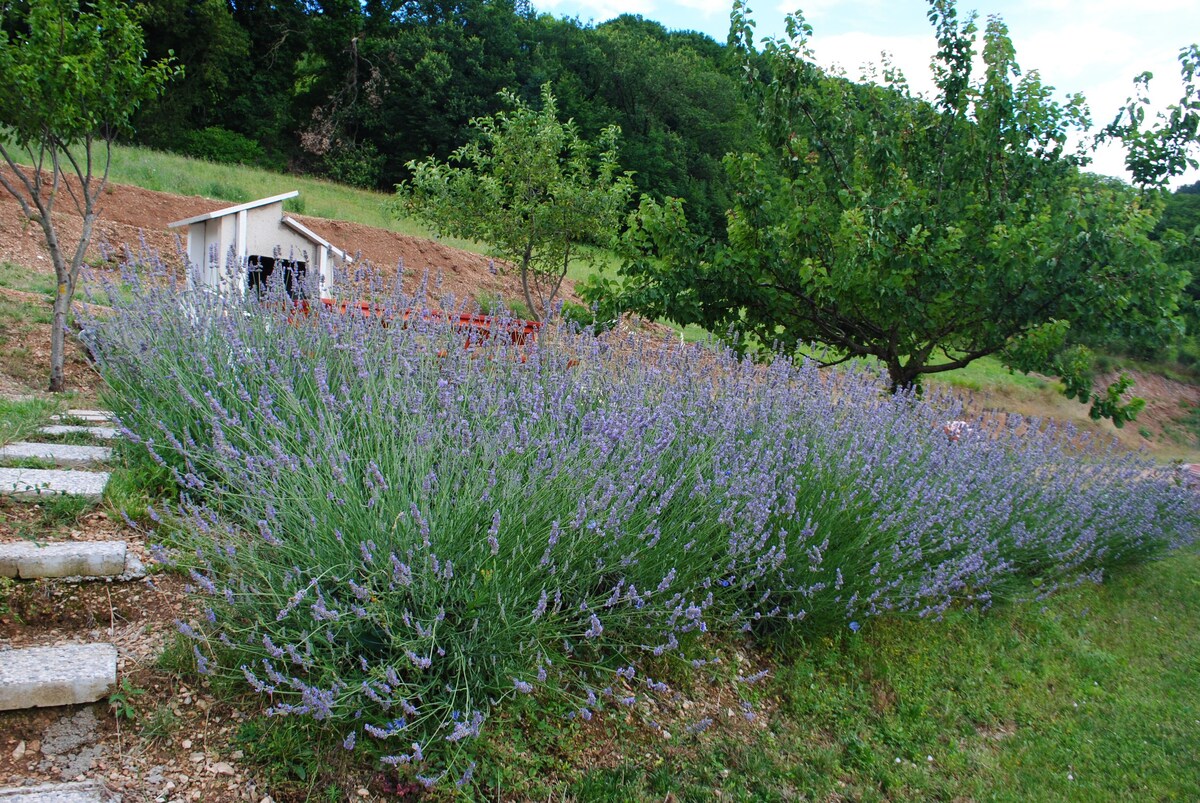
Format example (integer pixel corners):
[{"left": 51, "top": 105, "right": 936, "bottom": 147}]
[
  {"left": 0, "top": 468, "right": 109, "bottom": 501},
  {"left": 0, "top": 442, "right": 112, "bottom": 468},
  {"left": 37, "top": 425, "right": 119, "bottom": 441},
  {"left": 52, "top": 411, "right": 113, "bottom": 424},
  {"left": 0, "top": 541, "right": 142, "bottom": 581},
  {"left": 0, "top": 644, "right": 117, "bottom": 711},
  {"left": 0, "top": 781, "right": 120, "bottom": 802}
]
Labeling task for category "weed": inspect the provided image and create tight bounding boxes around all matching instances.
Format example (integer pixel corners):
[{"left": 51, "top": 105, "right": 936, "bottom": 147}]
[
  {"left": 235, "top": 716, "right": 327, "bottom": 796},
  {"left": 476, "top": 290, "right": 532, "bottom": 320},
  {"left": 0, "top": 577, "right": 16, "bottom": 621},
  {"left": 102, "top": 440, "right": 176, "bottom": 520},
  {"left": 141, "top": 703, "right": 180, "bottom": 744},
  {"left": 1170, "top": 402, "right": 1200, "bottom": 445},
  {"left": 0, "top": 457, "right": 57, "bottom": 470},
  {"left": 201, "top": 182, "right": 249, "bottom": 204},
  {"left": 32, "top": 430, "right": 107, "bottom": 446},
  {"left": 283, "top": 195, "right": 306, "bottom": 215},
  {"left": 108, "top": 678, "right": 145, "bottom": 722},
  {"left": 35, "top": 493, "right": 95, "bottom": 526},
  {"left": 155, "top": 633, "right": 198, "bottom": 675}
]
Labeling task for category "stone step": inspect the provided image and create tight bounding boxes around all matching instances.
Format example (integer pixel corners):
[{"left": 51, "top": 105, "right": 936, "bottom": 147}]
[
  {"left": 0, "top": 468, "right": 109, "bottom": 501},
  {"left": 0, "top": 781, "right": 121, "bottom": 802},
  {"left": 37, "top": 425, "right": 119, "bottom": 441},
  {"left": 0, "top": 644, "right": 118, "bottom": 711},
  {"left": 53, "top": 411, "right": 113, "bottom": 424},
  {"left": 0, "top": 541, "right": 142, "bottom": 580},
  {"left": 0, "top": 442, "right": 112, "bottom": 468}
]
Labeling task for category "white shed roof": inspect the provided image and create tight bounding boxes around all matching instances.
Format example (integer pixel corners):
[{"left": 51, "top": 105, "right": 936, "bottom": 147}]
[
  {"left": 282, "top": 216, "right": 353, "bottom": 263},
  {"left": 167, "top": 191, "right": 300, "bottom": 229}
]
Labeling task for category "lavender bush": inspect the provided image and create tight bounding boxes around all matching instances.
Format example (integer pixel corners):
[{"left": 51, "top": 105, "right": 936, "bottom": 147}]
[{"left": 85, "top": 260, "right": 1198, "bottom": 785}]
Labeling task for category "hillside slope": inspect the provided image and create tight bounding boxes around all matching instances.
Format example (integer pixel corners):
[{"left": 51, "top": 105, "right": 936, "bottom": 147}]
[
  {"left": 2, "top": 169, "right": 1198, "bottom": 462},
  {"left": 0, "top": 169, "right": 560, "bottom": 308}
]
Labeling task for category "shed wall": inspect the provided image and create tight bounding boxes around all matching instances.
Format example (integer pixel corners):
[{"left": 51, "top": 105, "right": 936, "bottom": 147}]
[{"left": 182, "top": 195, "right": 336, "bottom": 299}]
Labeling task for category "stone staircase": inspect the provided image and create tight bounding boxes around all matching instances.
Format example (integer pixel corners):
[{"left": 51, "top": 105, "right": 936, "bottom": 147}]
[
  {"left": 1, "top": 411, "right": 126, "bottom": 802},
  {"left": 0, "top": 782, "right": 120, "bottom": 802}
]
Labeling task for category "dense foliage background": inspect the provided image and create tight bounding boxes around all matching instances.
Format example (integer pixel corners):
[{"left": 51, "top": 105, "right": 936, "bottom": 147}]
[{"left": 131, "top": 0, "right": 755, "bottom": 239}]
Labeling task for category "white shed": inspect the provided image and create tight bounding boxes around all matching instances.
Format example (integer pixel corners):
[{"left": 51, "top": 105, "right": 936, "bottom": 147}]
[{"left": 167, "top": 191, "right": 350, "bottom": 300}]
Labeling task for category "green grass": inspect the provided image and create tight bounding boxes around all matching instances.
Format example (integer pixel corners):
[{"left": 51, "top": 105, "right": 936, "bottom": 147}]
[
  {"left": 101, "top": 143, "right": 400, "bottom": 231},
  {"left": 0, "top": 397, "right": 59, "bottom": 445},
  {"left": 0, "top": 261, "right": 55, "bottom": 332},
  {"left": 926, "top": 354, "right": 1059, "bottom": 394},
  {"left": 560, "top": 551, "right": 1200, "bottom": 801},
  {"left": 96, "top": 142, "right": 493, "bottom": 252},
  {"left": 0, "top": 261, "right": 57, "bottom": 296},
  {"left": 101, "top": 441, "right": 175, "bottom": 520}
]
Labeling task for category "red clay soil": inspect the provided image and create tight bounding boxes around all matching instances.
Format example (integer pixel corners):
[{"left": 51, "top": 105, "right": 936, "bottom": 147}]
[{"left": 0, "top": 166, "right": 569, "bottom": 308}]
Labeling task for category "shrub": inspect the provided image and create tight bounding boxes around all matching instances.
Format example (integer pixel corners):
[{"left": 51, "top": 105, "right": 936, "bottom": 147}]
[
  {"left": 180, "top": 126, "right": 267, "bottom": 167},
  {"left": 322, "top": 140, "right": 385, "bottom": 190},
  {"left": 84, "top": 262, "right": 1199, "bottom": 789},
  {"left": 559, "top": 300, "right": 616, "bottom": 335}
]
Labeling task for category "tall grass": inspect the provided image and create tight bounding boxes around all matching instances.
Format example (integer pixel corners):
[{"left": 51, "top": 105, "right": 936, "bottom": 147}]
[
  {"left": 0, "top": 397, "right": 59, "bottom": 445},
  {"left": 84, "top": 261, "right": 1199, "bottom": 789}
]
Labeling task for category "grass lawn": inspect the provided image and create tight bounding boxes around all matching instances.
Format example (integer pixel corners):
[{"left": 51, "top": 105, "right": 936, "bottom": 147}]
[
  {"left": 561, "top": 551, "right": 1200, "bottom": 801},
  {"left": 104, "top": 143, "right": 407, "bottom": 233}
]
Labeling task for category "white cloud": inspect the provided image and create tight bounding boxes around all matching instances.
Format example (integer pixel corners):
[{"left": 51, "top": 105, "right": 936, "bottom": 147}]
[
  {"left": 673, "top": 0, "right": 733, "bottom": 18},
  {"left": 535, "top": 0, "right": 657, "bottom": 23},
  {"left": 808, "top": 32, "right": 938, "bottom": 91}
]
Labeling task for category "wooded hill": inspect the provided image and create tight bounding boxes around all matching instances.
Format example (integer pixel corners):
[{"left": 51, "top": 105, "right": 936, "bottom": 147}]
[{"left": 133, "top": 0, "right": 756, "bottom": 239}]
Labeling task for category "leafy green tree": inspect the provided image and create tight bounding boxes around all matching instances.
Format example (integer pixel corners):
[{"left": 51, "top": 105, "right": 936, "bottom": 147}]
[
  {"left": 607, "top": 0, "right": 1196, "bottom": 424},
  {"left": 395, "top": 84, "right": 634, "bottom": 321},
  {"left": 1100, "top": 45, "right": 1200, "bottom": 188},
  {"left": 0, "top": 0, "right": 176, "bottom": 391},
  {"left": 341, "top": 0, "right": 531, "bottom": 183},
  {"left": 1158, "top": 183, "right": 1200, "bottom": 340},
  {"left": 590, "top": 16, "right": 755, "bottom": 238},
  {"left": 133, "top": 0, "right": 250, "bottom": 150}
]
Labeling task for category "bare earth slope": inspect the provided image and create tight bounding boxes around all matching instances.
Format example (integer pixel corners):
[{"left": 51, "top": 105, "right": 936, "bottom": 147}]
[{"left": 0, "top": 172, "right": 562, "bottom": 307}]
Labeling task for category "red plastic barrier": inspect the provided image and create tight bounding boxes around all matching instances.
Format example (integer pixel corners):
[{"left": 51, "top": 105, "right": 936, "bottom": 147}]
[{"left": 288, "top": 298, "right": 542, "bottom": 345}]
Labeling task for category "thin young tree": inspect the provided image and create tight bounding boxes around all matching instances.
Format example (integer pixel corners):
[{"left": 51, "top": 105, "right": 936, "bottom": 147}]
[
  {"left": 0, "top": 0, "right": 176, "bottom": 391},
  {"left": 396, "top": 84, "right": 634, "bottom": 322}
]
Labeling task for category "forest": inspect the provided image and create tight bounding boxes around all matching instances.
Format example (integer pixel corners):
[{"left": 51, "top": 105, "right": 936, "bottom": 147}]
[{"left": 133, "top": 0, "right": 756, "bottom": 239}]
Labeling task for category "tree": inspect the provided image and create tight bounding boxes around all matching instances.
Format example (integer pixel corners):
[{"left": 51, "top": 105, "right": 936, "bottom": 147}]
[
  {"left": 1157, "top": 184, "right": 1200, "bottom": 340},
  {"left": 395, "top": 84, "right": 634, "bottom": 321},
  {"left": 132, "top": 0, "right": 250, "bottom": 150},
  {"left": 589, "top": 16, "right": 756, "bottom": 238},
  {"left": 0, "top": 0, "right": 176, "bottom": 391},
  {"left": 606, "top": 0, "right": 1197, "bottom": 423}
]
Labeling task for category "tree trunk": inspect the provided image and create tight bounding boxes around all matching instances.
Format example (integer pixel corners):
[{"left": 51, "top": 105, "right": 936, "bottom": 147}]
[
  {"left": 49, "top": 280, "right": 70, "bottom": 392},
  {"left": 518, "top": 243, "right": 540, "bottom": 322},
  {"left": 43, "top": 206, "right": 96, "bottom": 393},
  {"left": 885, "top": 359, "right": 922, "bottom": 395},
  {"left": 41, "top": 213, "right": 72, "bottom": 394}
]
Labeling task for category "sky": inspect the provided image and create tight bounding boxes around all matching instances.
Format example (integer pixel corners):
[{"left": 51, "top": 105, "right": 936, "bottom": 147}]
[{"left": 531, "top": 0, "right": 1200, "bottom": 188}]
